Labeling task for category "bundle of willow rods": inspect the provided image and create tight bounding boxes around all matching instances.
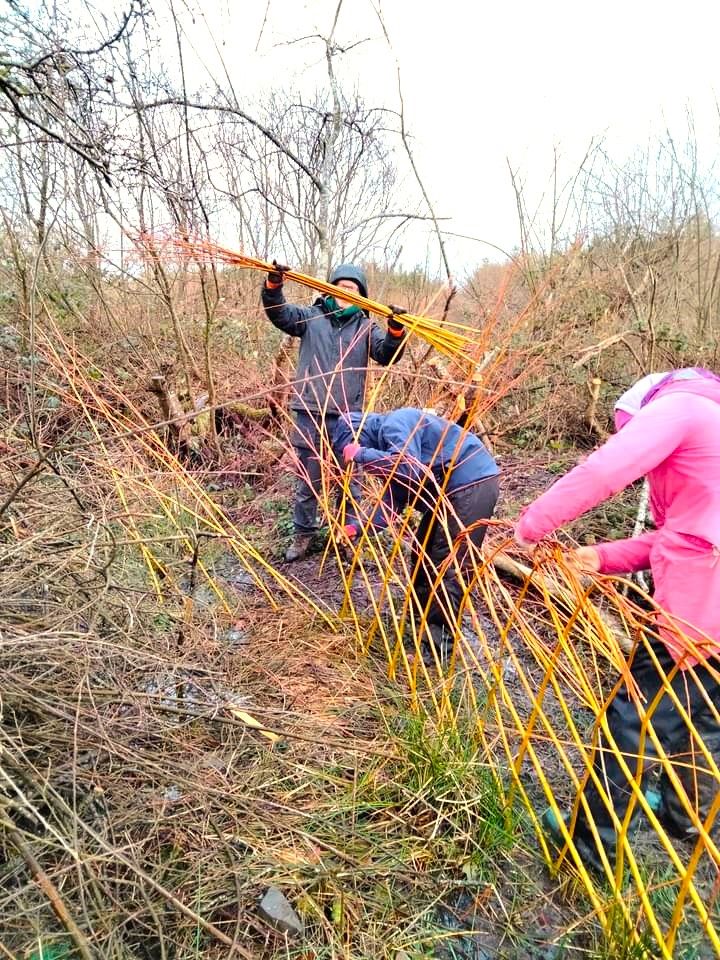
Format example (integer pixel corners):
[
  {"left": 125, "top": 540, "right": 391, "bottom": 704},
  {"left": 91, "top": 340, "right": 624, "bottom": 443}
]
[{"left": 160, "top": 235, "right": 479, "bottom": 367}]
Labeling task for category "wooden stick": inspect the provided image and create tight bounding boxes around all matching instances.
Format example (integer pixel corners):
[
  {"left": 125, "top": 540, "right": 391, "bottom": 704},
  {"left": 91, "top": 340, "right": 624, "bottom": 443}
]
[
  {"left": 6, "top": 825, "right": 93, "bottom": 960},
  {"left": 492, "top": 550, "right": 633, "bottom": 655}
]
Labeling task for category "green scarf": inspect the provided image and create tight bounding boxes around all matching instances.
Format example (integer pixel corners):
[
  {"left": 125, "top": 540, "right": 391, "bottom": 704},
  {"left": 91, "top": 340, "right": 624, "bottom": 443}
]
[{"left": 325, "top": 296, "right": 362, "bottom": 324}]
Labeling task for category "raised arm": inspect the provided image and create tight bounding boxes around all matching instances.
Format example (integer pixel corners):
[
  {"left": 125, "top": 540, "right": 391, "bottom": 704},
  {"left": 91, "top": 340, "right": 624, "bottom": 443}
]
[
  {"left": 261, "top": 281, "right": 314, "bottom": 338},
  {"left": 368, "top": 314, "right": 407, "bottom": 366}
]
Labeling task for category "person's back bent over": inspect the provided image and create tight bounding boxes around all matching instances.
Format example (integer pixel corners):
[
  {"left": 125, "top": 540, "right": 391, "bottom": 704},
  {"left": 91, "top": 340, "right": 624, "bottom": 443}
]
[{"left": 334, "top": 407, "right": 500, "bottom": 663}]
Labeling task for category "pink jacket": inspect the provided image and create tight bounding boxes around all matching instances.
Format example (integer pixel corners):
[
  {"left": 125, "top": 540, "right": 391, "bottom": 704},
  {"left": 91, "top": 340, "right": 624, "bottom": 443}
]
[{"left": 516, "top": 375, "right": 720, "bottom": 570}]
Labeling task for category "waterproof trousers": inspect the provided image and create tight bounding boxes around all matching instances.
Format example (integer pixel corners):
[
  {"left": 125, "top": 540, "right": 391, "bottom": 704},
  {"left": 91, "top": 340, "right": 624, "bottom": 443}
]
[
  {"left": 410, "top": 476, "right": 499, "bottom": 633},
  {"left": 291, "top": 411, "right": 360, "bottom": 535},
  {"left": 571, "top": 639, "right": 720, "bottom": 869}
]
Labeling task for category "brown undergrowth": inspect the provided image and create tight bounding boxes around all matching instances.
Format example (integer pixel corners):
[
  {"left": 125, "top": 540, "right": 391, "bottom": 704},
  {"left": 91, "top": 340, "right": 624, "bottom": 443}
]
[{"left": 1, "top": 295, "right": 719, "bottom": 959}]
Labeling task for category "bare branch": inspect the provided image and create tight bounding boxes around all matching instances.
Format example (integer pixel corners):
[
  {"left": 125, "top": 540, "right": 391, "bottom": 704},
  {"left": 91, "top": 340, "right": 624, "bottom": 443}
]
[
  {"left": 125, "top": 96, "right": 323, "bottom": 191},
  {"left": 371, "top": 2, "right": 453, "bottom": 285}
]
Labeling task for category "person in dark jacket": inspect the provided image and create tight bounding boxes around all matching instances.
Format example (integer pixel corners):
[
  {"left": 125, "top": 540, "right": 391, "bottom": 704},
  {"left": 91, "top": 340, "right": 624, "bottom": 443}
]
[
  {"left": 263, "top": 262, "right": 407, "bottom": 561},
  {"left": 333, "top": 408, "right": 500, "bottom": 662}
]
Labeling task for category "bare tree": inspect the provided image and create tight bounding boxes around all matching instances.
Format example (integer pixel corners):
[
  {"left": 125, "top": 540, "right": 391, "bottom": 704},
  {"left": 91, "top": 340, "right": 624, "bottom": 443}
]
[
  {"left": 0, "top": 0, "right": 435, "bottom": 455},
  {"left": 0, "top": 1, "right": 144, "bottom": 180},
  {"left": 218, "top": 88, "right": 414, "bottom": 274}
]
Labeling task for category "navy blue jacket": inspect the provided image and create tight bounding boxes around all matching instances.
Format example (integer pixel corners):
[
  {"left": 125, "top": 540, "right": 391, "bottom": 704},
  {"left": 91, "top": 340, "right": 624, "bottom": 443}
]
[{"left": 333, "top": 408, "right": 499, "bottom": 529}]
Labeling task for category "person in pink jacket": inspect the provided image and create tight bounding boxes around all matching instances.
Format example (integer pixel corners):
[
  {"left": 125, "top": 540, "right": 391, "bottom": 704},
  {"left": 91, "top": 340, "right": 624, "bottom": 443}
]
[{"left": 514, "top": 367, "right": 720, "bottom": 873}]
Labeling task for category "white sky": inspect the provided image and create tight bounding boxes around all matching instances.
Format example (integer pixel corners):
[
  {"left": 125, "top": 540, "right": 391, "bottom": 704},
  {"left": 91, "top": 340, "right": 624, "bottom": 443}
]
[{"left": 127, "top": 0, "right": 720, "bottom": 271}]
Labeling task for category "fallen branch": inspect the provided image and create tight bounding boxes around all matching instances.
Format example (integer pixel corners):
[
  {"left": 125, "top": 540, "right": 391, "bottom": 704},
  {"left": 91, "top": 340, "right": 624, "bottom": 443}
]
[
  {"left": 492, "top": 550, "right": 633, "bottom": 655},
  {"left": 6, "top": 824, "right": 93, "bottom": 960},
  {"left": 226, "top": 401, "right": 272, "bottom": 421}
]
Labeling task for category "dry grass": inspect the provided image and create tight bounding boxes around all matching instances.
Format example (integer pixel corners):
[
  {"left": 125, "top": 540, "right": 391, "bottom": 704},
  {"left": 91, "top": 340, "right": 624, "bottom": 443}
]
[{"left": 1, "top": 261, "right": 719, "bottom": 960}]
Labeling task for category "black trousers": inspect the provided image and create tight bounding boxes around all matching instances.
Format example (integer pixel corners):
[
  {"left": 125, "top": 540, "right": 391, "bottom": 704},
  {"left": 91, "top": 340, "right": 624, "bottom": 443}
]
[
  {"left": 573, "top": 639, "right": 720, "bottom": 863},
  {"left": 410, "top": 476, "right": 499, "bottom": 633}
]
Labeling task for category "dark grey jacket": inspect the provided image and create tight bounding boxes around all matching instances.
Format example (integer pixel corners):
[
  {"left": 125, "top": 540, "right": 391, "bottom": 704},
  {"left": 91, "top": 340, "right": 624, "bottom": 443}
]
[{"left": 262, "top": 284, "right": 406, "bottom": 415}]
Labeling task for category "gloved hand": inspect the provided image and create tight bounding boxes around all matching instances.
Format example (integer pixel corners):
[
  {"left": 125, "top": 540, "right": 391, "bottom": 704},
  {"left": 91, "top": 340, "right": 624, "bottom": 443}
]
[
  {"left": 343, "top": 442, "right": 361, "bottom": 463},
  {"left": 266, "top": 260, "right": 289, "bottom": 286},
  {"left": 387, "top": 304, "right": 408, "bottom": 337},
  {"left": 336, "top": 522, "right": 359, "bottom": 564}
]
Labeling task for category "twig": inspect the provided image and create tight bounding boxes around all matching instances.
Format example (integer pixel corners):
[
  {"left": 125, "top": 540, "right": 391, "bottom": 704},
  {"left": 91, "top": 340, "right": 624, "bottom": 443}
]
[
  {"left": 5, "top": 823, "right": 94, "bottom": 960},
  {"left": 491, "top": 550, "right": 633, "bottom": 654}
]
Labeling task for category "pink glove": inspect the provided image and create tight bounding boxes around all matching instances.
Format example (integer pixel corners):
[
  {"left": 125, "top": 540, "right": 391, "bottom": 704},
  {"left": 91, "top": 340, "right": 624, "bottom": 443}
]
[
  {"left": 343, "top": 523, "right": 358, "bottom": 540},
  {"left": 343, "top": 442, "right": 361, "bottom": 463}
]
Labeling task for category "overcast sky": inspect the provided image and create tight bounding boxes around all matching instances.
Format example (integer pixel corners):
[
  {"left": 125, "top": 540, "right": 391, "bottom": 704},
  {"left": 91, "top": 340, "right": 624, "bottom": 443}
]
[{"left": 139, "top": 0, "right": 720, "bottom": 272}]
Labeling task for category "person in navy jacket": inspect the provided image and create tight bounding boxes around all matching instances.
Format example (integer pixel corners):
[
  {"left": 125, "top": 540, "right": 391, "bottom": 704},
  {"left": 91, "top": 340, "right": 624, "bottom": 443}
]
[{"left": 333, "top": 407, "right": 500, "bottom": 662}]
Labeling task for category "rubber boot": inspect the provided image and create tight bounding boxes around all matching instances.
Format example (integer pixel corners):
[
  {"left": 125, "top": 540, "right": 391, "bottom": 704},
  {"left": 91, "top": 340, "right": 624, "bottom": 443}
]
[
  {"left": 285, "top": 533, "right": 313, "bottom": 562},
  {"left": 540, "top": 807, "right": 606, "bottom": 874},
  {"left": 420, "top": 623, "right": 454, "bottom": 669},
  {"left": 541, "top": 789, "right": 663, "bottom": 874}
]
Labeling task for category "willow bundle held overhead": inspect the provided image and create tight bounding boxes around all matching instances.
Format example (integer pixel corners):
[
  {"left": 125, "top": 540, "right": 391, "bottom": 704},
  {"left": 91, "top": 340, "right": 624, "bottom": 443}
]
[{"left": 160, "top": 235, "right": 480, "bottom": 368}]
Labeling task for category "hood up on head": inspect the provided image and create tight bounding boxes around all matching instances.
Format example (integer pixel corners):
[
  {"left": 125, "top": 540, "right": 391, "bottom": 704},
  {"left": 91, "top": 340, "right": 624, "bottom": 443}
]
[
  {"left": 328, "top": 264, "right": 369, "bottom": 300},
  {"left": 613, "top": 367, "right": 720, "bottom": 430},
  {"left": 614, "top": 371, "right": 669, "bottom": 430}
]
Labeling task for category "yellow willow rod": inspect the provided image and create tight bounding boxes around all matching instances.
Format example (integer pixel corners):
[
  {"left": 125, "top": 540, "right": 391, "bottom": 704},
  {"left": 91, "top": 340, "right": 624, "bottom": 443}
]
[
  {"left": 343, "top": 483, "right": 431, "bottom": 670},
  {"left": 122, "top": 434, "right": 334, "bottom": 624},
  {"left": 376, "top": 536, "right": 700, "bottom": 954},
  {"left": 164, "top": 237, "right": 479, "bottom": 364},
  {"left": 52, "top": 360, "right": 253, "bottom": 613},
  {"left": 379, "top": 520, "right": 436, "bottom": 683},
  {"left": 586, "top": 709, "right": 716, "bottom": 952},
  {"left": 489, "top": 678, "right": 646, "bottom": 949},
  {"left": 478, "top": 651, "right": 558, "bottom": 859},
  {"left": 479, "top": 558, "right": 607, "bottom": 702},
  {"left": 111, "top": 445, "right": 271, "bottom": 604},
  {"left": 526, "top": 552, "right": 631, "bottom": 671},
  {"left": 509, "top": 622, "right": 587, "bottom": 782},
  {"left": 325, "top": 304, "right": 498, "bottom": 644},
  {"left": 478, "top": 648, "right": 615, "bottom": 925},
  {"left": 635, "top": 662, "right": 720, "bottom": 864},
  {"left": 480, "top": 569, "right": 600, "bottom": 709},
  {"left": 508, "top": 573, "right": 626, "bottom": 692},
  {"left": 334, "top": 511, "right": 448, "bottom": 719},
  {"left": 347, "top": 528, "right": 449, "bottom": 717},
  {"left": 338, "top": 388, "right": 488, "bottom": 652},
  {"left": 502, "top": 620, "right": 603, "bottom": 797},
  {"left": 40, "top": 333, "right": 169, "bottom": 599},
  {"left": 669, "top": 788, "right": 720, "bottom": 953},
  {"left": 577, "top": 674, "right": 716, "bottom": 911},
  {"left": 535, "top": 577, "right": 609, "bottom": 710},
  {"left": 41, "top": 328, "right": 335, "bottom": 626},
  {"left": 333, "top": 378, "right": 415, "bottom": 621},
  {"left": 167, "top": 236, "right": 480, "bottom": 332}
]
